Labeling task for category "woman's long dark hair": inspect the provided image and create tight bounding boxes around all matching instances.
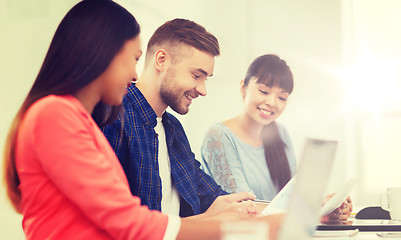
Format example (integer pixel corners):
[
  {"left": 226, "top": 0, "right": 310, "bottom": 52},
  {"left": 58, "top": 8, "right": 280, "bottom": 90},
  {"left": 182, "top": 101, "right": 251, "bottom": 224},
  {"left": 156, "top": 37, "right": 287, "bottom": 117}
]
[
  {"left": 244, "top": 54, "right": 294, "bottom": 191},
  {"left": 3, "top": 0, "right": 140, "bottom": 212}
]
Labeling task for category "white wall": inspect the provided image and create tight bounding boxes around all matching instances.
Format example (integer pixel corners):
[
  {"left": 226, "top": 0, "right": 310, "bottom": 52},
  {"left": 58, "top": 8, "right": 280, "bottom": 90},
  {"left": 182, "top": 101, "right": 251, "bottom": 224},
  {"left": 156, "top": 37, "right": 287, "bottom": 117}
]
[
  {"left": 341, "top": 0, "right": 401, "bottom": 207},
  {"left": 0, "top": 1, "right": 80, "bottom": 238},
  {"left": 1, "top": 0, "right": 400, "bottom": 238}
]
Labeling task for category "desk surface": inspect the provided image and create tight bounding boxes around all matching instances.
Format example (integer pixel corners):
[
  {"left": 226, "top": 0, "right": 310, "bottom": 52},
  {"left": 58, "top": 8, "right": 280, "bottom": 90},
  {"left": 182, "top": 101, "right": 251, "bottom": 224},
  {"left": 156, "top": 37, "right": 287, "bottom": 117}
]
[
  {"left": 313, "top": 218, "right": 401, "bottom": 239},
  {"left": 313, "top": 231, "right": 398, "bottom": 239},
  {"left": 317, "top": 219, "right": 401, "bottom": 232}
]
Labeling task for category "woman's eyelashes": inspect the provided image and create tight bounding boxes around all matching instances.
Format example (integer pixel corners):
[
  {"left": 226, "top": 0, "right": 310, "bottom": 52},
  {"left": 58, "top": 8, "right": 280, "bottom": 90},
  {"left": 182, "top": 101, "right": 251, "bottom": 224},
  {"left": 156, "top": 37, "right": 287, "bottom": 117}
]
[
  {"left": 258, "top": 89, "right": 288, "bottom": 102},
  {"left": 259, "top": 89, "right": 268, "bottom": 95}
]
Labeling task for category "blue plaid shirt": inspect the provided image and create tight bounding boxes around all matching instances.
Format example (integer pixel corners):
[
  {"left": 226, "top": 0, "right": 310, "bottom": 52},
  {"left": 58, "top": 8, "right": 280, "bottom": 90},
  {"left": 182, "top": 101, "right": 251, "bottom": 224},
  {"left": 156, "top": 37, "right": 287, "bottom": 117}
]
[{"left": 102, "top": 85, "right": 226, "bottom": 217}]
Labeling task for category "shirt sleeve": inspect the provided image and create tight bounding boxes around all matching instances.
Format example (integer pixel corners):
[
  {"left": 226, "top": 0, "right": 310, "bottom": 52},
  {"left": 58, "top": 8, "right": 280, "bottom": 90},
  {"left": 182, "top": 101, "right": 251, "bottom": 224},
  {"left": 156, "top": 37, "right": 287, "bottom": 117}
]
[
  {"left": 201, "top": 124, "right": 254, "bottom": 195},
  {"left": 166, "top": 114, "right": 227, "bottom": 215},
  {"left": 32, "top": 100, "right": 168, "bottom": 240},
  {"left": 193, "top": 153, "right": 228, "bottom": 213},
  {"left": 102, "top": 115, "right": 127, "bottom": 167}
]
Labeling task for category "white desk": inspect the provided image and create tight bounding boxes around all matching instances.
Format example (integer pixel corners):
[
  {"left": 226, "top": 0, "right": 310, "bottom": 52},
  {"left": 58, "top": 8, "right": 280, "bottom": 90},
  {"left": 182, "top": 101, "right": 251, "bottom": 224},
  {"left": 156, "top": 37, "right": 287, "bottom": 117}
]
[
  {"left": 314, "top": 232, "right": 397, "bottom": 239},
  {"left": 314, "top": 218, "right": 401, "bottom": 239}
]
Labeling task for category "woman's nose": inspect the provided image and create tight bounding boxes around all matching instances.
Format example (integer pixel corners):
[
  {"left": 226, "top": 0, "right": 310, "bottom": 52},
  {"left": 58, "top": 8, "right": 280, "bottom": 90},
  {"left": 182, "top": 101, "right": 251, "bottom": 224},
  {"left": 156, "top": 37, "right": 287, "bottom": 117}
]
[{"left": 264, "top": 95, "right": 276, "bottom": 106}]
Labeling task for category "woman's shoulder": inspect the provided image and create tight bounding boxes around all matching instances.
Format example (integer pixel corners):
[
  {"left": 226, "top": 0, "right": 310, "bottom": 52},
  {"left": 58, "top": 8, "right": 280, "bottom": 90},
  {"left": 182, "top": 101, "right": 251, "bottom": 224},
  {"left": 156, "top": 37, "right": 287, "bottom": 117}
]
[
  {"left": 26, "top": 95, "right": 88, "bottom": 123},
  {"left": 204, "top": 122, "right": 234, "bottom": 141},
  {"left": 207, "top": 122, "right": 234, "bottom": 135},
  {"left": 31, "top": 95, "right": 80, "bottom": 111},
  {"left": 208, "top": 122, "right": 227, "bottom": 130}
]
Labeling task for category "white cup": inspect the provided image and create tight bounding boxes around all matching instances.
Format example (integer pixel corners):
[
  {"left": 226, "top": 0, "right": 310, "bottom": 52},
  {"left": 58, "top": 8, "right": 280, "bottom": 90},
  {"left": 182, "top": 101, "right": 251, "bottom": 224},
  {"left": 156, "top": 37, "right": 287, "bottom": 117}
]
[{"left": 380, "top": 187, "right": 401, "bottom": 221}]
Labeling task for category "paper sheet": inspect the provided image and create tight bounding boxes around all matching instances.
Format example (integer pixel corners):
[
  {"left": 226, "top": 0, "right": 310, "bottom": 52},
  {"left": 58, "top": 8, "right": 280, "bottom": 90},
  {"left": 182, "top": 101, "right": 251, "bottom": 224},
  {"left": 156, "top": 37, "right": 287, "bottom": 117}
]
[
  {"left": 260, "top": 177, "right": 357, "bottom": 217},
  {"left": 318, "top": 178, "right": 357, "bottom": 217},
  {"left": 260, "top": 177, "right": 296, "bottom": 216}
]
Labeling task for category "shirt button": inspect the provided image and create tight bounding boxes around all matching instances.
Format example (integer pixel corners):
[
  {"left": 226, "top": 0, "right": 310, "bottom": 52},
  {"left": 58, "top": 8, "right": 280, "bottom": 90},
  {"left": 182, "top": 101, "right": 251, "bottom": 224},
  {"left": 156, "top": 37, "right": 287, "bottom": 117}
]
[
  {"left": 144, "top": 122, "right": 150, "bottom": 126},
  {"left": 155, "top": 133, "right": 159, "bottom": 137}
]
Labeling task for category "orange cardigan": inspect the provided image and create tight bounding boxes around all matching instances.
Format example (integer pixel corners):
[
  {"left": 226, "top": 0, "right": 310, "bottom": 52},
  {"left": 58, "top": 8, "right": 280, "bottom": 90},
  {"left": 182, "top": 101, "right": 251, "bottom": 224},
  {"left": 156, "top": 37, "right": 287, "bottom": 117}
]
[{"left": 16, "top": 95, "right": 168, "bottom": 240}]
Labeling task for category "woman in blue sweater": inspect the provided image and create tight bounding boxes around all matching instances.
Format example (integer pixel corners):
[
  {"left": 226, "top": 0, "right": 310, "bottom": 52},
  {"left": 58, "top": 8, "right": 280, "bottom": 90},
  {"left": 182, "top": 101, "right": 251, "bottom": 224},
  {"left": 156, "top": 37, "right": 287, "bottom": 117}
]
[
  {"left": 201, "top": 54, "right": 295, "bottom": 201},
  {"left": 201, "top": 54, "right": 352, "bottom": 221}
]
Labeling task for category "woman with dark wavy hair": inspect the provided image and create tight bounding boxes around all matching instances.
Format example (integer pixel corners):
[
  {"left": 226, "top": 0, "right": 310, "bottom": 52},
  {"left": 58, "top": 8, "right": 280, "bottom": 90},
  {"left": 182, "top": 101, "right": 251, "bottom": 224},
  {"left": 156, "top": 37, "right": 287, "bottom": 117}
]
[{"left": 3, "top": 1, "right": 281, "bottom": 239}]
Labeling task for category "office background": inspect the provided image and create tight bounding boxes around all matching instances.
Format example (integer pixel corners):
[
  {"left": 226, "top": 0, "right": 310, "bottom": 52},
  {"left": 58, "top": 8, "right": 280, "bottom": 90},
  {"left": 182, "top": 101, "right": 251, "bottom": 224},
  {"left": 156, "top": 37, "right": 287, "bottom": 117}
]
[{"left": 1, "top": 0, "right": 401, "bottom": 238}]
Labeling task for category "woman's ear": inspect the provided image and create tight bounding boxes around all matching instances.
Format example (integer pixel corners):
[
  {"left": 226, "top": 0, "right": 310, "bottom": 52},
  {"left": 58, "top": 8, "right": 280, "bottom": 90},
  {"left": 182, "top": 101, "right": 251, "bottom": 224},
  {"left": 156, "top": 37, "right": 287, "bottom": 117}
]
[
  {"left": 154, "top": 49, "right": 168, "bottom": 71},
  {"left": 240, "top": 79, "right": 246, "bottom": 98}
]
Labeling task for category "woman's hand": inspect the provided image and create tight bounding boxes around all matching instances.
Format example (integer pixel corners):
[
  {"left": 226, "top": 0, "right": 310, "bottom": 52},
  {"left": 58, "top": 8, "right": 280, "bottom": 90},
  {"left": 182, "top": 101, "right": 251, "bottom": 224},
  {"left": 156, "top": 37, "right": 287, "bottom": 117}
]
[{"left": 320, "top": 194, "right": 353, "bottom": 222}]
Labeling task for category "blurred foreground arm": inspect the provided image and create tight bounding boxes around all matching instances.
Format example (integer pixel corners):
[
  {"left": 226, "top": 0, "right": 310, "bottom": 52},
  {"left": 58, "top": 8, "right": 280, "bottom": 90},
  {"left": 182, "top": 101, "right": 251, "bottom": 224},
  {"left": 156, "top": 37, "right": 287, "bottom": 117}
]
[{"left": 177, "top": 213, "right": 284, "bottom": 240}]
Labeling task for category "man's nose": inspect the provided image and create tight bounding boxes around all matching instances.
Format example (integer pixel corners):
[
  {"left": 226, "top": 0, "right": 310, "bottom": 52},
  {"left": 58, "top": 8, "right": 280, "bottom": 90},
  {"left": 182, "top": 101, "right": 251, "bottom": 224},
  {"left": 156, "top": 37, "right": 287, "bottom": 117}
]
[{"left": 195, "top": 82, "right": 207, "bottom": 96}]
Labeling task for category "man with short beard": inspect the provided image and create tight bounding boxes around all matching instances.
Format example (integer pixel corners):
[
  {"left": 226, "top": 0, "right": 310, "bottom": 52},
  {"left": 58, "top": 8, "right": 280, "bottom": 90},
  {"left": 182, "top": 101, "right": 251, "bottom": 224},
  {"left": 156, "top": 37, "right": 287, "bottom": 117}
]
[{"left": 103, "top": 18, "right": 252, "bottom": 217}]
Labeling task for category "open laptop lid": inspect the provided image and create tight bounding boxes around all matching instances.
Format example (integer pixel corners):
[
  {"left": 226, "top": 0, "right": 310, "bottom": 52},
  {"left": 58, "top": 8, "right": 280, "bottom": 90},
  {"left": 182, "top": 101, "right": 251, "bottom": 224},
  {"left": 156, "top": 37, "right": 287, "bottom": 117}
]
[{"left": 278, "top": 138, "right": 338, "bottom": 240}]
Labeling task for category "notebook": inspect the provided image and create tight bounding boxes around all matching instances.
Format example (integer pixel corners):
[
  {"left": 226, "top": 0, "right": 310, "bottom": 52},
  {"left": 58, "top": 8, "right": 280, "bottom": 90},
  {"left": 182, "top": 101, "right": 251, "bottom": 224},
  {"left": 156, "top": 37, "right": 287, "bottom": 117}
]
[{"left": 270, "top": 138, "right": 338, "bottom": 240}]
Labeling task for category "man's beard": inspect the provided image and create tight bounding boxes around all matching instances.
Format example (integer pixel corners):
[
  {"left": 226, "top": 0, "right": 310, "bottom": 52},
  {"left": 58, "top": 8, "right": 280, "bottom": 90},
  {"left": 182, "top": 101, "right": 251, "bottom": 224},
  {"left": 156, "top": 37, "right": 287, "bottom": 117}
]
[{"left": 160, "top": 68, "right": 189, "bottom": 115}]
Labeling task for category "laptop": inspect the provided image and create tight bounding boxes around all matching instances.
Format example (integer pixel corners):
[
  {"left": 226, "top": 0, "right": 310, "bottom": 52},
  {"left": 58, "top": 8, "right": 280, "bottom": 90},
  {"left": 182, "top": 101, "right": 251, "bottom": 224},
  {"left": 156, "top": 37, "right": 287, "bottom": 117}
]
[{"left": 262, "top": 138, "right": 338, "bottom": 240}]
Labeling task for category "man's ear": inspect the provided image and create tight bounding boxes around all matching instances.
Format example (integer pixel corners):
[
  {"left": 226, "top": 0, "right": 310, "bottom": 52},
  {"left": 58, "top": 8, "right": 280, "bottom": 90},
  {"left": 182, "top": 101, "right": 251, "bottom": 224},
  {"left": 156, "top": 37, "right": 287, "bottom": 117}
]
[
  {"left": 154, "top": 49, "right": 168, "bottom": 71},
  {"left": 240, "top": 79, "right": 246, "bottom": 98}
]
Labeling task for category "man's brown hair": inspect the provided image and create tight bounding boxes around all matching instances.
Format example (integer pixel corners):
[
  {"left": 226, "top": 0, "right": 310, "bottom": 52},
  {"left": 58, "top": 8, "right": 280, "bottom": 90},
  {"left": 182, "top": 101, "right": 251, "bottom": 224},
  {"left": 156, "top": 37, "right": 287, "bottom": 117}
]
[{"left": 145, "top": 18, "right": 220, "bottom": 65}]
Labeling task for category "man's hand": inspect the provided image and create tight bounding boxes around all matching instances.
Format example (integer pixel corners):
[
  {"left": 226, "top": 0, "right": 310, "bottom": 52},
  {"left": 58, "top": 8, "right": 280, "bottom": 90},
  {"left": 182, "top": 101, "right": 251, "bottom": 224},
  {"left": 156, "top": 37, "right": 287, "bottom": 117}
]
[{"left": 188, "top": 192, "right": 258, "bottom": 221}]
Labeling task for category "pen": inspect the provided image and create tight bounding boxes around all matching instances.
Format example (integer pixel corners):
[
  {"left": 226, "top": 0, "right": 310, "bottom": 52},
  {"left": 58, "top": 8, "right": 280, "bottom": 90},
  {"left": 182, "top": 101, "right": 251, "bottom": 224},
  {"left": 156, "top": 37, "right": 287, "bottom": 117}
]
[
  {"left": 252, "top": 199, "right": 271, "bottom": 204},
  {"left": 377, "top": 232, "right": 401, "bottom": 238}
]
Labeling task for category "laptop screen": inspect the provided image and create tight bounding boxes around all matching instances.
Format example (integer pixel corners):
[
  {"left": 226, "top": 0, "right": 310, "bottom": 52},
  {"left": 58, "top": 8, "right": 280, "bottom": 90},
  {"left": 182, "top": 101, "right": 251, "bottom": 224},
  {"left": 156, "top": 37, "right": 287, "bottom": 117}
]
[{"left": 278, "top": 138, "right": 338, "bottom": 240}]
